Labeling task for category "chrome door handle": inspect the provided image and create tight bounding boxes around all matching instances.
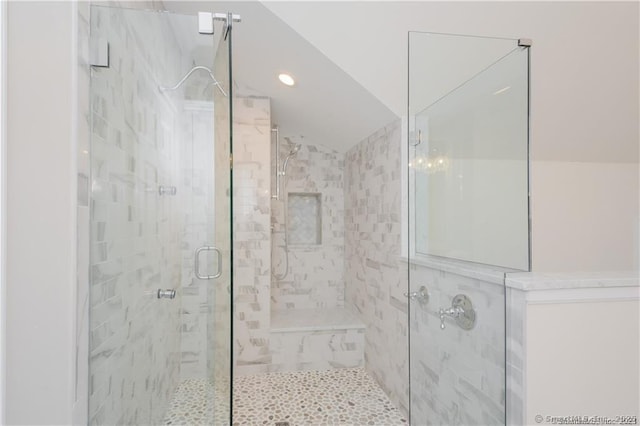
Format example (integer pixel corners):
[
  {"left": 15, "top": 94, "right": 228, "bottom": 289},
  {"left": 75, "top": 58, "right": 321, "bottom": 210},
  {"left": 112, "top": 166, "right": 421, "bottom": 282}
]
[{"left": 195, "top": 246, "right": 222, "bottom": 279}]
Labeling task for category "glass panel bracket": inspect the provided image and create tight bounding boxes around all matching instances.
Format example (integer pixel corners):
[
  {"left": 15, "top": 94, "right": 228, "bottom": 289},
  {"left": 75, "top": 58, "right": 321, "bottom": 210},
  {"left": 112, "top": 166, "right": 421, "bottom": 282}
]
[
  {"left": 89, "top": 38, "right": 109, "bottom": 67},
  {"left": 518, "top": 38, "right": 532, "bottom": 47}
]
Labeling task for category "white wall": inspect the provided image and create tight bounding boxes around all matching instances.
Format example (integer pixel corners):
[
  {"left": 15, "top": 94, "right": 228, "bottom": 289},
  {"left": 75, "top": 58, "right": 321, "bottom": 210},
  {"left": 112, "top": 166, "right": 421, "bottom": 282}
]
[
  {"left": 0, "top": 0, "right": 6, "bottom": 422},
  {"left": 532, "top": 162, "right": 639, "bottom": 272},
  {"left": 527, "top": 300, "right": 640, "bottom": 422},
  {"left": 264, "top": 1, "right": 639, "bottom": 161},
  {"left": 264, "top": 1, "right": 640, "bottom": 273},
  {"left": 5, "top": 2, "right": 77, "bottom": 424}
]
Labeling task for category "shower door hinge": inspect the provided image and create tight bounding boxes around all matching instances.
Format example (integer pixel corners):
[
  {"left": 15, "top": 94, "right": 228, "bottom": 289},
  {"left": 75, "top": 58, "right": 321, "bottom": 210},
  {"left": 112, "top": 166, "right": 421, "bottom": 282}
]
[
  {"left": 90, "top": 38, "right": 109, "bottom": 68},
  {"left": 198, "top": 12, "right": 242, "bottom": 34},
  {"left": 198, "top": 12, "right": 214, "bottom": 34},
  {"left": 230, "top": 154, "right": 233, "bottom": 169}
]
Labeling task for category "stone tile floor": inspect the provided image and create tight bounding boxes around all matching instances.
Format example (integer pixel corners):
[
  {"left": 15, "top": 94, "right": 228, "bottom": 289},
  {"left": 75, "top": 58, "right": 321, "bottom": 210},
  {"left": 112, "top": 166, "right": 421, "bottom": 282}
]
[
  {"left": 163, "top": 378, "right": 228, "bottom": 425},
  {"left": 164, "top": 368, "right": 407, "bottom": 425}
]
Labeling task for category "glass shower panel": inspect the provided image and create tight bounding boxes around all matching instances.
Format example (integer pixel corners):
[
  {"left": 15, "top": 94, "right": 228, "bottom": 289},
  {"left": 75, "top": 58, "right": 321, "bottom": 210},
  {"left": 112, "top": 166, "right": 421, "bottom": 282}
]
[
  {"left": 88, "top": 6, "right": 233, "bottom": 425},
  {"left": 408, "top": 31, "right": 530, "bottom": 425},
  {"left": 410, "top": 33, "right": 529, "bottom": 270},
  {"left": 209, "top": 19, "right": 233, "bottom": 425}
]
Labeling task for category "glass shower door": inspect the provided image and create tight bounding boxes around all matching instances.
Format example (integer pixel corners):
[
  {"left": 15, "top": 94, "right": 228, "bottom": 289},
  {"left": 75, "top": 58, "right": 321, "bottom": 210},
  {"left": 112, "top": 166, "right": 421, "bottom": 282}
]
[
  {"left": 407, "top": 32, "right": 530, "bottom": 425},
  {"left": 209, "top": 16, "right": 233, "bottom": 426},
  {"left": 88, "top": 6, "right": 233, "bottom": 425}
]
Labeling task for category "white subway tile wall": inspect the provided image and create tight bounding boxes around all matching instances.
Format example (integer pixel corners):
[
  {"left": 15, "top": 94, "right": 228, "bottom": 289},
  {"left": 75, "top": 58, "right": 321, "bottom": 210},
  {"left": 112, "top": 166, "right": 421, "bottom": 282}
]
[
  {"left": 178, "top": 102, "right": 214, "bottom": 380},
  {"left": 344, "top": 119, "right": 409, "bottom": 415},
  {"left": 88, "top": 7, "right": 195, "bottom": 424},
  {"left": 233, "top": 97, "right": 273, "bottom": 375},
  {"left": 271, "top": 142, "right": 345, "bottom": 311},
  {"left": 345, "top": 119, "right": 509, "bottom": 423},
  {"left": 408, "top": 262, "right": 507, "bottom": 424},
  {"left": 269, "top": 308, "right": 365, "bottom": 372}
]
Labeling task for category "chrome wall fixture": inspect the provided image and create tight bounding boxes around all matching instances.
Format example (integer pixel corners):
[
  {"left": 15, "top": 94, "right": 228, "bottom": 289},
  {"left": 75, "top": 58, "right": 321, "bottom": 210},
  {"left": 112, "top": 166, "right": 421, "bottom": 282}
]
[
  {"left": 405, "top": 285, "right": 430, "bottom": 305},
  {"left": 195, "top": 246, "right": 222, "bottom": 280},
  {"left": 282, "top": 143, "right": 301, "bottom": 176},
  {"left": 410, "top": 129, "right": 422, "bottom": 147},
  {"left": 158, "top": 185, "right": 177, "bottom": 196},
  {"left": 157, "top": 289, "right": 176, "bottom": 299},
  {"left": 272, "top": 126, "right": 280, "bottom": 200},
  {"left": 438, "top": 294, "right": 476, "bottom": 330}
]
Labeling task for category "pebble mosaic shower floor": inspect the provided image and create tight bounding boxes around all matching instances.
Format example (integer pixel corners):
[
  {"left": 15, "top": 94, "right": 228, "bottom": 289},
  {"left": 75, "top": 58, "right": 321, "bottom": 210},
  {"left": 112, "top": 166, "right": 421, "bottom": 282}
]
[{"left": 164, "top": 368, "right": 407, "bottom": 426}]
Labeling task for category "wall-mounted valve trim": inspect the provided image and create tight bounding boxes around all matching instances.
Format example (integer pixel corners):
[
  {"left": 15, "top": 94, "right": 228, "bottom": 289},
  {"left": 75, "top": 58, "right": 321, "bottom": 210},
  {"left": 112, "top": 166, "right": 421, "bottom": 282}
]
[
  {"left": 438, "top": 294, "right": 476, "bottom": 330},
  {"left": 404, "top": 285, "right": 430, "bottom": 305},
  {"left": 157, "top": 289, "right": 176, "bottom": 299}
]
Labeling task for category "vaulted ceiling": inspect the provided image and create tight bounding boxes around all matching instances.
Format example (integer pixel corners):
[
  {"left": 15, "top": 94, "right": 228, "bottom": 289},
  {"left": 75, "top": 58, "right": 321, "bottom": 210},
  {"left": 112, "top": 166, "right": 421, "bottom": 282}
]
[
  {"left": 165, "top": 0, "right": 398, "bottom": 153},
  {"left": 164, "top": 1, "right": 639, "bottom": 162}
]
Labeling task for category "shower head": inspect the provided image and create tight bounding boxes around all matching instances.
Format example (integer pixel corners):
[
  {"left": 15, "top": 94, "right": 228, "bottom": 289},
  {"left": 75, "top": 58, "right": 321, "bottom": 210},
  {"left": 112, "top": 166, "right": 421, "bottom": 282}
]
[
  {"left": 288, "top": 144, "right": 301, "bottom": 156},
  {"left": 282, "top": 143, "right": 301, "bottom": 176}
]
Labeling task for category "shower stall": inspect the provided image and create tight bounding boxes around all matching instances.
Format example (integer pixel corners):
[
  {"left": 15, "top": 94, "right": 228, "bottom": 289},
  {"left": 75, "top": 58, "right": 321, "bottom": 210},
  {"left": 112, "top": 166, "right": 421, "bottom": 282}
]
[{"left": 86, "top": 5, "right": 530, "bottom": 425}]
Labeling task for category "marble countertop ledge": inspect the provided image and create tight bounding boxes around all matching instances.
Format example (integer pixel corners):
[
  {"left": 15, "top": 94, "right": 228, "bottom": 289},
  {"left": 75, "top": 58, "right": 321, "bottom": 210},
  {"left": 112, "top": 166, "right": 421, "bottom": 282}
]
[
  {"left": 505, "top": 271, "right": 640, "bottom": 291},
  {"left": 399, "top": 254, "right": 517, "bottom": 285}
]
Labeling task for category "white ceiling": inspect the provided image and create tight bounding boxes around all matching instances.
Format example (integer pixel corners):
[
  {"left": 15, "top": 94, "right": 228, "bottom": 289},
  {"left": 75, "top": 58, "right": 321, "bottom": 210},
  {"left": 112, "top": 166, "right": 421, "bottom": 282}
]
[
  {"left": 164, "top": 0, "right": 398, "bottom": 153},
  {"left": 164, "top": 1, "right": 638, "bottom": 162},
  {"left": 259, "top": 1, "right": 640, "bottom": 163},
  {"left": 262, "top": 1, "right": 525, "bottom": 118}
]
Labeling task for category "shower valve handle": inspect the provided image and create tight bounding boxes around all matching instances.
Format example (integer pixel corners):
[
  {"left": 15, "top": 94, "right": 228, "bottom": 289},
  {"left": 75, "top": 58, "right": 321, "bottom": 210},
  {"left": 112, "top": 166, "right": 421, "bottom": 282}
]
[
  {"left": 404, "top": 286, "right": 429, "bottom": 304},
  {"left": 438, "top": 306, "right": 463, "bottom": 329},
  {"left": 438, "top": 294, "right": 476, "bottom": 331}
]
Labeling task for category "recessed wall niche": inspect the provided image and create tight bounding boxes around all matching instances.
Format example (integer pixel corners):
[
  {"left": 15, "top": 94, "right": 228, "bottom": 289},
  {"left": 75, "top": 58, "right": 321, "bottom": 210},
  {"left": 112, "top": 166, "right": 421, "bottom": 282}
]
[{"left": 287, "top": 192, "right": 322, "bottom": 245}]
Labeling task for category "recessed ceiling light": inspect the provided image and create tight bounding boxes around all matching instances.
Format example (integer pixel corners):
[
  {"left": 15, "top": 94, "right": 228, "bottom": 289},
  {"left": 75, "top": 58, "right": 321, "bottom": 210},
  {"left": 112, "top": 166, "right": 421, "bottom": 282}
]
[{"left": 278, "top": 73, "right": 296, "bottom": 87}]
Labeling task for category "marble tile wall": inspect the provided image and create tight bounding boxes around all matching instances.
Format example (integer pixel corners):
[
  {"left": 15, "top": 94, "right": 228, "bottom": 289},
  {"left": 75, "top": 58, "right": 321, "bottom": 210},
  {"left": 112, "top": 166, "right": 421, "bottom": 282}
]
[
  {"left": 88, "top": 6, "right": 190, "bottom": 425},
  {"left": 506, "top": 286, "right": 526, "bottom": 425},
  {"left": 271, "top": 141, "right": 345, "bottom": 310},
  {"left": 267, "top": 308, "right": 366, "bottom": 373},
  {"left": 232, "top": 97, "right": 273, "bottom": 375},
  {"left": 178, "top": 102, "right": 214, "bottom": 380},
  {"left": 269, "top": 328, "right": 365, "bottom": 372},
  {"left": 344, "top": 119, "right": 409, "bottom": 415},
  {"left": 345, "top": 119, "right": 508, "bottom": 424},
  {"left": 408, "top": 261, "right": 507, "bottom": 424},
  {"left": 210, "top": 62, "right": 233, "bottom": 413}
]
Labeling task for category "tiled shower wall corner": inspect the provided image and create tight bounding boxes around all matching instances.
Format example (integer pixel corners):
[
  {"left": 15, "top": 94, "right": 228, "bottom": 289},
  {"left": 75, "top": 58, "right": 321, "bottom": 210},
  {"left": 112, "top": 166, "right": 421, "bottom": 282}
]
[
  {"left": 233, "top": 97, "right": 273, "bottom": 375},
  {"left": 88, "top": 7, "right": 191, "bottom": 424},
  {"left": 271, "top": 142, "right": 345, "bottom": 310},
  {"left": 179, "top": 101, "right": 214, "bottom": 380},
  {"left": 344, "top": 119, "right": 409, "bottom": 415}
]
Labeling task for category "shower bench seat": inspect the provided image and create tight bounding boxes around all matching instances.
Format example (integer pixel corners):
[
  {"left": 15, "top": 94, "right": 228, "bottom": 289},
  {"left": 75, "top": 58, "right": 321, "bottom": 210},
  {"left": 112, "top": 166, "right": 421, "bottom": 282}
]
[{"left": 269, "top": 308, "right": 365, "bottom": 372}]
